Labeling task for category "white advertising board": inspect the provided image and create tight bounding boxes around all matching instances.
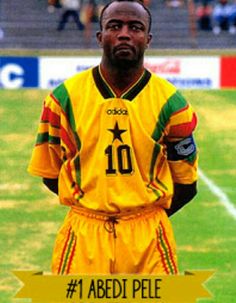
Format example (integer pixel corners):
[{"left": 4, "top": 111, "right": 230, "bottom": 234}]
[
  {"left": 144, "top": 56, "right": 220, "bottom": 89},
  {"left": 39, "top": 57, "right": 100, "bottom": 89},
  {"left": 39, "top": 56, "right": 220, "bottom": 90}
]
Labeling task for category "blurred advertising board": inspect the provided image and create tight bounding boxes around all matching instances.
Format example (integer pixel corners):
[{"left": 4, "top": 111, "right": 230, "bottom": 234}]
[
  {"left": 0, "top": 56, "right": 235, "bottom": 89},
  {"left": 0, "top": 57, "right": 39, "bottom": 89},
  {"left": 39, "top": 57, "right": 100, "bottom": 89}
]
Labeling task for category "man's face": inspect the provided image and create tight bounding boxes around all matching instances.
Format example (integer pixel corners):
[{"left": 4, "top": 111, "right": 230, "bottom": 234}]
[{"left": 97, "top": 1, "right": 152, "bottom": 68}]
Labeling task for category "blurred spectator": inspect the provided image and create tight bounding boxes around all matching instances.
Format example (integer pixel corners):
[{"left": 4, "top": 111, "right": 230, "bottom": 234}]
[
  {"left": 143, "top": 0, "right": 152, "bottom": 6},
  {"left": 0, "top": 0, "right": 4, "bottom": 40},
  {"left": 212, "top": 0, "right": 232, "bottom": 34},
  {"left": 0, "top": 27, "right": 4, "bottom": 40},
  {"left": 48, "top": 0, "right": 61, "bottom": 13},
  {"left": 166, "top": 0, "right": 184, "bottom": 8},
  {"left": 81, "top": 0, "right": 100, "bottom": 47},
  {"left": 229, "top": 0, "right": 236, "bottom": 33},
  {"left": 57, "top": 0, "right": 84, "bottom": 31},
  {"left": 196, "top": 1, "right": 213, "bottom": 30},
  {"left": 194, "top": 0, "right": 213, "bottom": 4}
]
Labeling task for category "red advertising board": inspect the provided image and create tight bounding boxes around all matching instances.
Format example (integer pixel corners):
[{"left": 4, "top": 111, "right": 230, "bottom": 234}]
[{"left": 220, "top": 57, "right": 236, "bottom": 88}]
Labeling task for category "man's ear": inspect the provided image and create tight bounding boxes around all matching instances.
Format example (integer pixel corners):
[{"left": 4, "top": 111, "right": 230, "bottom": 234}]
[
  {"left": 146, "top": 33, "right": 153, "bottom": 48},
  {"left": 96, "top": 31, "right": 102, "bottom": 47}
]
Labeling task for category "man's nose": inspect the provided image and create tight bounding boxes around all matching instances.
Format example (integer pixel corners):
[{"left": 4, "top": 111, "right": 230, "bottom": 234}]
[{"left": 117, "top": 25, "right": 131, "bottom": 39}]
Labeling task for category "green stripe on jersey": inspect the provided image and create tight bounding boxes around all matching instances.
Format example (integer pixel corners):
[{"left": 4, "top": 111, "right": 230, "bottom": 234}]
[
  {"left": 53, "top": 84, "right": 76, "bottom": 131},
  {"left": 152, "top": 91, "right": 188, "bottom": 141},
  {"left": 36, "top": 132, "right": 60, "bottom": 145},
  {"left": 53, "top": 83, "right": 81, "bottom": 150}
]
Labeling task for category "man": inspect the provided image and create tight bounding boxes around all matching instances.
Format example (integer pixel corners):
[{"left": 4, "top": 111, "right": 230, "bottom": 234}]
[
  {"left": 212, "top": 0, "right": 232, "bottom": 34},
  {"left": 28, "top": 0, "right": 198, "bottom": 275},
  {"left": 57, "top": 0, "right": 84, "bottom": 31}
]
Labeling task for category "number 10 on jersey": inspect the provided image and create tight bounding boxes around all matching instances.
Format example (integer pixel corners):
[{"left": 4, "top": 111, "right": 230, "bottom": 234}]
[{"left": 105, "top": 144, "right": 133, "bottom": 175}]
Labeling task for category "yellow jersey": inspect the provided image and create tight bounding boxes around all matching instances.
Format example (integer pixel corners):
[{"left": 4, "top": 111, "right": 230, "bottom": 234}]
[{"left": 28, "top": 66, "right": 198, "bottom": 213}]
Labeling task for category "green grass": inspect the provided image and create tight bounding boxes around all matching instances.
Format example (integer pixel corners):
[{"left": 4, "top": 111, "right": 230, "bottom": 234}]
[
  {"left": 1, "top": 89, "right": 236, "bottom": 302},
  {"left": 174, "top": 90, "right": 236, "bottom": 302}
]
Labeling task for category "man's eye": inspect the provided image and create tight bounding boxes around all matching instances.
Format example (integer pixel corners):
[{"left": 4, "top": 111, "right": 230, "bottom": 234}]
[
  {"left": 108, "top": 24, "right": 120, "bottom": 30},
  {"left": 131, "top": 25, "right": 143, "bottom": 31}
]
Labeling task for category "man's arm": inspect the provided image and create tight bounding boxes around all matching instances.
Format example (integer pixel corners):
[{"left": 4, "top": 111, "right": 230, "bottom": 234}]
[
  {"left": 166, "top": 181, "right": 197, "bottom": 217},
  {"left": 43, "top": 178, "right": 59, "bottom": 195}
]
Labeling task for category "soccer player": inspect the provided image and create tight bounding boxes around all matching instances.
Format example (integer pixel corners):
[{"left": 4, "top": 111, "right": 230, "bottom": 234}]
[{"left": 28, "top": 0, "right": 198, "bottom": 275}]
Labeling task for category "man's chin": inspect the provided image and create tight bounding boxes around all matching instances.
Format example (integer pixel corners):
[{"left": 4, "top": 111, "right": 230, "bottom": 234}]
[{"left": 112, "top": 56, "right": 138, "bottom": 68}]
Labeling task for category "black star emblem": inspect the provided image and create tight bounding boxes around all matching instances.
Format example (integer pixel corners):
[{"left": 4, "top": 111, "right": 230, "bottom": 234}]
[{"left": 108, "top": 122, "right": 127, "bottom": 143}]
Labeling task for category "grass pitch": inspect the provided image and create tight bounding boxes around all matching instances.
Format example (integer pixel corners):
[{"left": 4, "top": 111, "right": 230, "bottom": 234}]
[{"left": 0, "top": 89, "right": 236, "bottom": 303}]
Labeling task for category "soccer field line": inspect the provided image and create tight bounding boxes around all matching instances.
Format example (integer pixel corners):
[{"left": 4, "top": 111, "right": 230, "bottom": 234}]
[{"left": 199, "top": 168, "right": 236, "bottom": 220}]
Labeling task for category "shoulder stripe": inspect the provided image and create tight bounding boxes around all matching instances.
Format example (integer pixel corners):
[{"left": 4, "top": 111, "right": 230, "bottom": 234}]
[
  {"left": 166, "top": 91, "right": 188, "bottom": 114},
  {"left": 52, "top": 83, "right": 81, "bottom": 151},
  {"left": 152, "top": 91, "right": 188, "bottom": 141},
  {"left": 52, "top": 84, "right": 76, "bottom": 131},
  {"left": 50, "top": 93, "right": 60, "bottom": 107},
  {"left": 168, "top": 112, "right": 197, "bottom": 138},
  {"left": 171, "top": 104, "right": 189, "bottom": 117}
]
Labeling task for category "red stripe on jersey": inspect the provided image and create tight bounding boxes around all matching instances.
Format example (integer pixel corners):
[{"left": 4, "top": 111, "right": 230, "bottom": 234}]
[
  {"left": 50, "top": 93, "right": 71, "bottom": 125},
  {"left": 51, "top": 92, "right": 69, "bottom": 122},
  {"left": 73, "top": 184, "right": 80, "bottom": 196},
  {"left": 50, "top": 93, "right": 79, "bottom": 153},
  {"left": 61, "top": 126, "right": 76, "bottom": 155},
  {"left": 66, "top": 160, "right": 74, "bottom": 186},
  {"left": 50, "top": 93, "right": 61, "bottom": 107},
  {"left": 67, "top": 160, "right": 72, "bottom": 176},
  {"left": 171, "top": 104, "right": 189, "bottom": 117},
  {"left": 52, "top": 94, "right": 76, "bottom": 135},
  {"left": 41, "top": 106, "right": 60, "bottom": 127},
  {"left": 168, "top": 112, "right": 197, "bottom": 138},
  {"left": 156, "top": 155, "right": 166, "bottom": 176}
]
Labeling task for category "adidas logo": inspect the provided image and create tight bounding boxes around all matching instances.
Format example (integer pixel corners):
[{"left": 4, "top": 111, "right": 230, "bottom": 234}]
[{"left": 106, "top": 108, "right": 128, "bottom": 115}]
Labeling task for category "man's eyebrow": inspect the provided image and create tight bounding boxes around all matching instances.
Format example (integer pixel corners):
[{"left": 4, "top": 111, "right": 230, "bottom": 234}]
[
  {"left": 105, "top": 19, "right": 146, "bottom": 26},
  {"left": 105, "top": 19, "right": 123, "bottom": 23}
]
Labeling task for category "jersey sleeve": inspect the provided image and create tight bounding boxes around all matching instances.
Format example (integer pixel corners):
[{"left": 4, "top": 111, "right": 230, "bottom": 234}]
[
  {"left": 164, "top": 90, "right": 198, "bottom": 184},
  {"left": 28, "top": 92, "right": 62, "bottom": 179}
]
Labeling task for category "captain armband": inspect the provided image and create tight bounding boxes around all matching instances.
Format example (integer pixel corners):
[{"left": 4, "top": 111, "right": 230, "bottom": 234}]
[{"left": 166, "top": 135, "right": 197, "bottom": 161}]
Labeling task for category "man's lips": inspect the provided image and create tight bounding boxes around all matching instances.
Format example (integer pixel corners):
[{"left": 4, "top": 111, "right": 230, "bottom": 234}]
[{"left": 114, "top": 44, "right": 135, "bottom": 53}]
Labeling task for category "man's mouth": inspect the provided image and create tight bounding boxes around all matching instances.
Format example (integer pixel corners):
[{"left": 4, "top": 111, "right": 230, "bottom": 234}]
[{"left": 114, "top": 44, "right": 134, "bottom": 53}]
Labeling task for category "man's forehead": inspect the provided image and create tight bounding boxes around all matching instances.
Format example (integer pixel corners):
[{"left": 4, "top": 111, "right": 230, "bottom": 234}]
[{"left": 102, "top": 2, "right": 148, "bottom": 22}]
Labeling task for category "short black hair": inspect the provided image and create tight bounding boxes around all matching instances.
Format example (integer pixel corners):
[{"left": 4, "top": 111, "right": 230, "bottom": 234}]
[{"left": 99, "top": 0, "right": 152, "bottom": 33}]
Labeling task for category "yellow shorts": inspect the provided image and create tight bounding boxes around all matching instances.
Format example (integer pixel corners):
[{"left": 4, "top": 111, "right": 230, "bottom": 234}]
[{"left": 51, "top": 206, "right": 178, "bottom": 275}]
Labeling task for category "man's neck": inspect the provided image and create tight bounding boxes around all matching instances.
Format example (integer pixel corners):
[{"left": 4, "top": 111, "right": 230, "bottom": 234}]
[{"left": 100, "top": 60, "right": 145, "bottom": 97}]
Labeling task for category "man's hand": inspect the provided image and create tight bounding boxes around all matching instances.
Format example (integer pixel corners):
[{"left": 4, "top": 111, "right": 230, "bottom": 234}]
[{"left": 166, "top": 181, "right": 197, "bottom": 217}]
